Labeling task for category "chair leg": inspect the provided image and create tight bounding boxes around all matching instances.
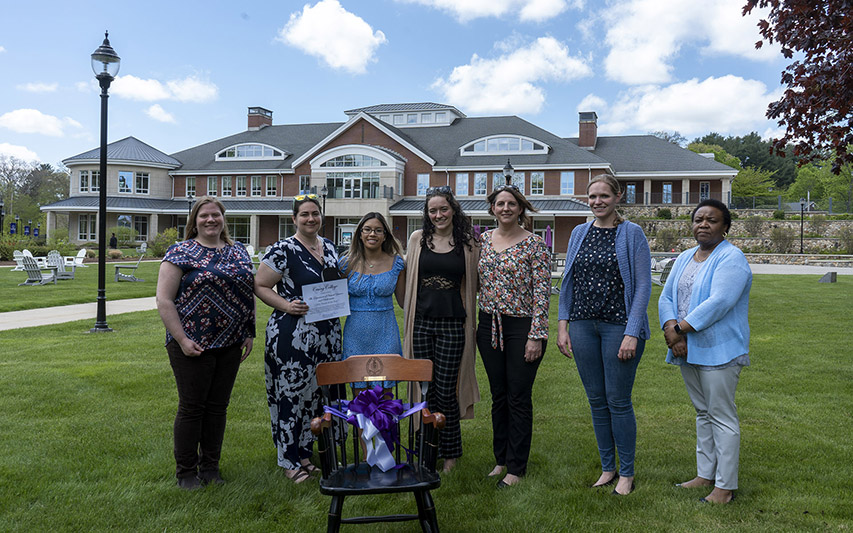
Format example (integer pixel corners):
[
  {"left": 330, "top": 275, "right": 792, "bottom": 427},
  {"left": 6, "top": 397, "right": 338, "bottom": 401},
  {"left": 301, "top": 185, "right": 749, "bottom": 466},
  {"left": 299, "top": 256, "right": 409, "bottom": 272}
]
[
  {"left": 327, "top": 495, "right": 344, "bottom": 533},
  {"left": 415, "top": 490, "right": 439, "bottom": 533}
]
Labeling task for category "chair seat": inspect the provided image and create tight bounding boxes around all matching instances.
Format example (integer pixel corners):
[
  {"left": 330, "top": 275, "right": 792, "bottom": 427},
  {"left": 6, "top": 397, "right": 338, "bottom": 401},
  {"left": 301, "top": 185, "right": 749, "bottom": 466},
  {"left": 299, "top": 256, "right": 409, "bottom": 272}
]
[{"left": 320, "top": 463, "right": 440, "bottom": 496}]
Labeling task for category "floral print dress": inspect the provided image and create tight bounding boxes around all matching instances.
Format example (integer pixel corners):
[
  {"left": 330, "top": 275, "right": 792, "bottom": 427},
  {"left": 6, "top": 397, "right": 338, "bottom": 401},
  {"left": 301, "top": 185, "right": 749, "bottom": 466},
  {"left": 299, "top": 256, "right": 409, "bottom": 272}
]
[{"left": 261, "top": 236, "right": 342, "bottom": 470}]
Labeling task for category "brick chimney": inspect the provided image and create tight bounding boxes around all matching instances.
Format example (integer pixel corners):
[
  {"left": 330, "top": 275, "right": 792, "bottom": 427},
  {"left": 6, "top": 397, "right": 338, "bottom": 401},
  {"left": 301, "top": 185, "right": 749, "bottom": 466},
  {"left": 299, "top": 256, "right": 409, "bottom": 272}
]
[
  {"left": 248, "top": 107, "right": 273, "bottom": 130},
  {"left": 578, "top": 111, "right": 598, "bottom": 149}
]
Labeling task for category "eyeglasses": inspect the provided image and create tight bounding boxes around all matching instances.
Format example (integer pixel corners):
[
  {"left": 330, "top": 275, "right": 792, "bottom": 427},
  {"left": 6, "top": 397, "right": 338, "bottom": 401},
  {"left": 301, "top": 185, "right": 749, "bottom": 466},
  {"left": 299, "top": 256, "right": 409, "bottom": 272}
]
[
  {"left": 361, "top": 227, "right": 385, "bottom": 235},
  {"left": 426, "top": 186, "right": 452, "bottom": 195},
  {"left": 293, "top": 193, "right": 319, "bottom": 201},
  {"left": 494, "top": 183, "right": 520, "bottom": 193}
]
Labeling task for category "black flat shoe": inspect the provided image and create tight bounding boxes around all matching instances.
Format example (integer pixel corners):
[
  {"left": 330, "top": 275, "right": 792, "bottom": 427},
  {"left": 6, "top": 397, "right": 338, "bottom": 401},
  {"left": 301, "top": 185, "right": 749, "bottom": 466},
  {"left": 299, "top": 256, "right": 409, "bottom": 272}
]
[
  {"left": 199, "top": 470, "right": 225, "bottom": 485},
  {"left": 497, "top": 480, "right": 510, "bottom": 489},
  {"left": 177, "top": 476, "right": 201, "bottom": 490},
  {"left": 612, "top": 481, "right": 635, "bottom": 495},
  {"left": 591, "top": 474, "right": 618, "bottom": 488}
]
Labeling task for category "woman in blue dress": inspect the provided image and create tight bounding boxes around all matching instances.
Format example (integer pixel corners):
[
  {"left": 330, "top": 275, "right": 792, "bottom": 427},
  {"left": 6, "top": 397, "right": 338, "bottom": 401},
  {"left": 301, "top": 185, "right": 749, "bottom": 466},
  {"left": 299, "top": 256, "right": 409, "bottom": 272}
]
[
  {"left": 341, "top": 212, "right": 405, "bottom": 390},
  {"left": 254, "top": 194, "right": 343, "bottom": 484}
]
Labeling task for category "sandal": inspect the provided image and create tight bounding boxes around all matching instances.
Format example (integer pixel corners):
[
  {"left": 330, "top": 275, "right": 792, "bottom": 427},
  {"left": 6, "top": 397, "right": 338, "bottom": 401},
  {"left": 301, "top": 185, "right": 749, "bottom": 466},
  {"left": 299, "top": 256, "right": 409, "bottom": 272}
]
[
  {"left": 285, "top": 468, "right": 311, "bottom": 484},
  {"left": 301, "top": 463, "right": 320, "bottom": 476}
]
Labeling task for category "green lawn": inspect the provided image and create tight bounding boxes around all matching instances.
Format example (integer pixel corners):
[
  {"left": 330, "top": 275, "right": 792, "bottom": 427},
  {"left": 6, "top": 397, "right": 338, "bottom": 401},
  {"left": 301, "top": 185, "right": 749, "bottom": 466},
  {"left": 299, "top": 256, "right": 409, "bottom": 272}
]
[
  {"left": 1, "top": 261, "right": 161, "bottom": 312},
  {"left": 0, "top": 276, "right": 850, "bottom": 531}
]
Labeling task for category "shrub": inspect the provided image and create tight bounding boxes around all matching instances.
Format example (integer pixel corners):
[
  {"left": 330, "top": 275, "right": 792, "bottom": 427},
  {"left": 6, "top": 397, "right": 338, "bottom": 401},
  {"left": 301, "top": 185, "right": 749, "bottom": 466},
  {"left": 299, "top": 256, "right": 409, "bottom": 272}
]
[
  {"left": 656, "top": 208, "right": 672, "bottom": 219},
  {"left": 809, "top": 214, "right": 828, "bottom": 236},
  {"left": 0, "top": 234, "right": 34, "bottom": 261},
  {"left": 743, "top": 216, "right": 764, "bottom": 237},
  {"left": 730, "top": 211, "right": 740, "bottom": 219},
  {"left": 655, "top": 228, "right": 680, "bottom": 251},
  {"left": 150, "top": 227, "right": 179, "bottom": 257},
  {"left": 770, "top": 227, "right": 795, "bottom": 253},
  {"left": 772, "top": 209, "right": 786, "bottom": 220},
  {"left": 111, "top": 226, "right": 138, "bottom": 247},
  {"left": 107, "top": 249, "right": 123, "bottom": 259},
  {"left": 838, "top": 227, "right": 853, "bottom": 254}
]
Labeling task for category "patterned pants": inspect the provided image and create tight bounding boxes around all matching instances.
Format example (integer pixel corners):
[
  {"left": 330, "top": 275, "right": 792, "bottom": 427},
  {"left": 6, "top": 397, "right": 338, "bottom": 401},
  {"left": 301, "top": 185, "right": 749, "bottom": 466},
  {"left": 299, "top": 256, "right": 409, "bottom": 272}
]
[{"left": 412, "top": 315, "right": 465, "bottom": 459}]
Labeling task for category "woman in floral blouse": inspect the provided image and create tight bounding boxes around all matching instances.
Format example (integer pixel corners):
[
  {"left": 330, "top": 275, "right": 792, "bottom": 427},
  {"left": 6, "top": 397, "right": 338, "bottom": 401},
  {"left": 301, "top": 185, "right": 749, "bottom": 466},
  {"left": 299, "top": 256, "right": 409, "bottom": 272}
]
[
  {"left": 556, "top": 174, "right": 651, "bottom": 496},
  {"left": 477, "top": 182, "right": 551, "bottom": 488},
  {"left": 157, "top": 196, "right": 255, "bottom": 490}
]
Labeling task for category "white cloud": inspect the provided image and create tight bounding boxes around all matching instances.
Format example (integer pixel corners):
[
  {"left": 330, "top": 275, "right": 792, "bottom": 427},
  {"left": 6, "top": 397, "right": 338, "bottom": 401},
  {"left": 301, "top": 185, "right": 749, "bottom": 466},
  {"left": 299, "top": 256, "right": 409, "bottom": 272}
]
[
  {"left": 112, "top": 75, "right": 218, "bottom": 103},
  {"left": 76, "top": 80, "right": 97, "bottom": 93},
  {"left": 396, "top": 0, "right": 577, "bottom": 22},
  {"left": 145, "top": 104, "right": 176, "bottom": 123},
  {"left": 167, "top": 77, "right": 219, "bottom": 103},
  {"left": 0, "top": 46, "right": 5, "bottom": 53},
  {"left": 602, "top": 0, "right": 779, "bottom": 85},
  {"left": 277, "top": 0, "right": 387, "bottom": 74},
  {"left": 601, "top": 75, "right": 781, "bottom": 137},
  {"left": 432, "top": 36, "right": 592, "bottom": 114},
  {"left": 16, "top": 82, "right": 59, "bottom": 93},
  {"left": 0, "top": 109, "right": 83, "bottom": 137},
  {"left": 577, "top": 93, "right": 608, "bottom": 113},
  {"left": 0, "top": 143, "right": 39, "bottom": 161}
]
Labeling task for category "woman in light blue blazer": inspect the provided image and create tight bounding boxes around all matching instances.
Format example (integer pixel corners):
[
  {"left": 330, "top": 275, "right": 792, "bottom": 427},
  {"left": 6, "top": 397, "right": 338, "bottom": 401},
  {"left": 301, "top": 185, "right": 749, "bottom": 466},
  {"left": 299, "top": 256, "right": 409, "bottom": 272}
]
[
  {"left": 659, "top": 198, "right": 751, "bottom": 504},
  {"left": 557, "top": 174, "right": 651, "bottom": 496}
]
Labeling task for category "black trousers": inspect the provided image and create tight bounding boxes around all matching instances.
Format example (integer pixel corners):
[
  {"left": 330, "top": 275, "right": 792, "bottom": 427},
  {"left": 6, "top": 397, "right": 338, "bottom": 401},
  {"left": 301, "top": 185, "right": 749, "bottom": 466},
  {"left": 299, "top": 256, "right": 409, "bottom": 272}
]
[
  {"left": 167, "top": 339, "right": 242, "bottom": 479},
  {"left": 477, "top": 312, "right": 545, "bottom": 476}
]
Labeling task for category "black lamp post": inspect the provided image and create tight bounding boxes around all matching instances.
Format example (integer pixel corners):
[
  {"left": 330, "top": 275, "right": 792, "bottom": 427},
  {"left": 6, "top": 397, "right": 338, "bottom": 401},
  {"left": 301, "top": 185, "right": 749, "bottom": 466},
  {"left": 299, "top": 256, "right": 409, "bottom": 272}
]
[
  {"left": 187, "top": 192, "right": 195, "bottom": 219},
  {"left": 503, "top": 158, "right": 514, "bottom": 187},
  {"left": 320, "top": 185, "right": 328, "bottom": 235},
  {"left": 0, "top": 198, "right": 4, "bottom": 234},
  {"left": 799, "top": 197, "right": 805, "bottom": 254},
  {"left": 91, "top": 31, "right": 120, "bottom": 333}
]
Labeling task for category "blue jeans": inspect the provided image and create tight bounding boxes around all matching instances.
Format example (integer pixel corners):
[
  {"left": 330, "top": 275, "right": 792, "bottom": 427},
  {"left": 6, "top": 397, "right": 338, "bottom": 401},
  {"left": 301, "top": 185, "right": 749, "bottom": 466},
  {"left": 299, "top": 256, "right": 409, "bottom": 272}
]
[{"left": 569, "top": 320, "right": 644, "bottom": 477}]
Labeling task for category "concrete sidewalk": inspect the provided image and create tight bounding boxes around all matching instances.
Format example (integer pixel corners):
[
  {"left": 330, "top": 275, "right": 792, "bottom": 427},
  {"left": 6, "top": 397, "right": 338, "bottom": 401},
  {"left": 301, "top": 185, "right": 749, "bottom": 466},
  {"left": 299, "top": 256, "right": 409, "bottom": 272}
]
[
  {"left": 1, "top": 263, "right": 849, "bottom": 332},
  {"left": 0, "top": 297, "right": 157, "bottom": 331}
]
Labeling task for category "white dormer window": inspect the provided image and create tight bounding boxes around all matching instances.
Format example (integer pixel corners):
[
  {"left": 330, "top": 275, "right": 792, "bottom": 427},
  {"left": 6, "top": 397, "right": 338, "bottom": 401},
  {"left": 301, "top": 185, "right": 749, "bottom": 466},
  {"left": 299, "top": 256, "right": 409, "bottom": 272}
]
[
  {"left": 460, "top": 135, "right": 550, "bottom": 156},
  {"left": 215, "top": 143, "right": 286, "bottom": 161},
  {"left": 435, "top": 112, "right": 447, "bottom": 123}
]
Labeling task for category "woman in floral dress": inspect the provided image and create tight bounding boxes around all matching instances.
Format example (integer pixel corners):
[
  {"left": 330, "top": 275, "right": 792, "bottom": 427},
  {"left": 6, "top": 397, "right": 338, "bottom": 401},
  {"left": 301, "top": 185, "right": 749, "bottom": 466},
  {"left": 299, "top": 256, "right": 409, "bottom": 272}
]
[
  {"left": 476, "top": 182, "right": 551, "bottom": 488},
  {"left": 254, "top": 194, "right": 342, "bottom": 484}
]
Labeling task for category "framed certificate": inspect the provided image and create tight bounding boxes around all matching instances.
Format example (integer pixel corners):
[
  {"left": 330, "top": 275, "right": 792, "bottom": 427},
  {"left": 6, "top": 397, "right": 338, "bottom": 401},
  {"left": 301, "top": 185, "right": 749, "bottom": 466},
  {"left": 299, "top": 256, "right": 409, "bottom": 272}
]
[{"left": 302, "top": 278, "right": 350, "bottom": 323}]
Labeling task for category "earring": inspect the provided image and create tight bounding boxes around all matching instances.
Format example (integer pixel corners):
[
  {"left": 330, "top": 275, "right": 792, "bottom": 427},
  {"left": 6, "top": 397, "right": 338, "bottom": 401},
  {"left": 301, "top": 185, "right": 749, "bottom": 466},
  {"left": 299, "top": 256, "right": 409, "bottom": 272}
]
[{"left": 723, "top": 231, "right": 728, "bottom": 238}]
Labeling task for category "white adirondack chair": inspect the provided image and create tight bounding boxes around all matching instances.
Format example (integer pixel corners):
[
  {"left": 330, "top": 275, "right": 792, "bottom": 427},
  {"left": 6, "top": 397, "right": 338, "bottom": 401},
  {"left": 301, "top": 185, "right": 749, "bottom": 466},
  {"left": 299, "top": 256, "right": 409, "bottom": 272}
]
[
  {"left": 64, "top": 249, "right": 88, "bottom": 268},
  {"left": 47, "top": 250, "right": 76, "bottom": 280},
  {"left": 115, "top": 254, "right": 145, "bottom": 282},
  {"left": 22, "top": 249, "right": 48, "bottom": 269},
  {"left": 136, "top": 242, "right": 148, "bottom": 255},
  {"left": 18, "top": 255, "right": 57, "bottom": 286},
  {"left": 12, "top": 250, "right": 26, "bottom": 271}
]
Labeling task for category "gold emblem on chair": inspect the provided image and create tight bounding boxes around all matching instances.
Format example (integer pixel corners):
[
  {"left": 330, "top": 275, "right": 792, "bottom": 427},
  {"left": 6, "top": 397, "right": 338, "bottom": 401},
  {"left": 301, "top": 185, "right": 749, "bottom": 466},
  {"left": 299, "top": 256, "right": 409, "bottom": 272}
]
[{"left": 363, "top": 356, "right": 386, "bottom": 381}]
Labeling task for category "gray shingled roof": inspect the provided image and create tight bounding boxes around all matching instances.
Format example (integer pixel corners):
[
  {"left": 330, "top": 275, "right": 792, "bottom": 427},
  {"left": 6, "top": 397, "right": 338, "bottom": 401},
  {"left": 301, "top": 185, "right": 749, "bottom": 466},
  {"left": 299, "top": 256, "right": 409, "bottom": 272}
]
[
  {"left": 63, "top": 137, "right": 182, "bottom": 167},
  {"left": 390, "top": 197, "right": 589, "bottom": 214},
  {"left": 170, "top": 123, "right": 342, "bottom": 172},
  {"left": 567, "top": 135, "right": 737, "bottom": 174},
  {"left": 345, "top": 103, "right": 465, "bottom": 116},
  {"left": 400, "top": 116, "right": 610, "bottom": 168}
]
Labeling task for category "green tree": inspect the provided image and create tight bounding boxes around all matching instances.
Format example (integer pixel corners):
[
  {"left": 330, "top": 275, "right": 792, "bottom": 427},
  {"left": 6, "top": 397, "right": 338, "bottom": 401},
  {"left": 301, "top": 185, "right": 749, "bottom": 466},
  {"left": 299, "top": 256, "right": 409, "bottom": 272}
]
[
  {"left": 650, "top": 131, "right": 687, "bottom": 146},
  {"left": 788, "top": 158, "right": 853, "bottom": 212},
  {"left": 693, "top": 132, "right": 797, "bottom": 187},
  {"left": 688, "top": 142, "right": 742, "bottom": 170},
  {"left": 732, "top": 166, "right": 777, "bottom": 197}
]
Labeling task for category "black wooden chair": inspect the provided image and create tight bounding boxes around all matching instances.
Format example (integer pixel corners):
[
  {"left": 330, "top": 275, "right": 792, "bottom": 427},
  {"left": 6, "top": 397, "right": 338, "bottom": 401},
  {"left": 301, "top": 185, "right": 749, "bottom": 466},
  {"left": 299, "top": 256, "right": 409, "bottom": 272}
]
[{"left": 310, "top": 354, "right": 446, "bottom": 533}]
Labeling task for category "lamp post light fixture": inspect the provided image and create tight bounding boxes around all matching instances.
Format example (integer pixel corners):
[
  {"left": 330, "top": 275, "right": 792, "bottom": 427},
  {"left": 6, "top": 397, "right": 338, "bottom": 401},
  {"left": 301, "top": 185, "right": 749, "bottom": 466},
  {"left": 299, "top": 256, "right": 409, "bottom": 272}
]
[
  {"left": 187, "top": 192, "right": 195, "bottom": 219},
  {"left": 799, "top": 197, "right": 805, "bottom": 254},
  {"left": 91, "top": 31, "right": 120, "bottom": 333},
  {"left": 503, "top": 158, "right": 514, "bottom": 187}
]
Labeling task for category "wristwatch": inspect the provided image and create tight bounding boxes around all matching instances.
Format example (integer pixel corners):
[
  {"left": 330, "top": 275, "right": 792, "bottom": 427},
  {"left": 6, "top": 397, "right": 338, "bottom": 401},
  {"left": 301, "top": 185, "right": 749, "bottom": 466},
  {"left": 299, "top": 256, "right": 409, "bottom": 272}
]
[{"left": 673, "top": 323, "right": 683, "bottom": 336}]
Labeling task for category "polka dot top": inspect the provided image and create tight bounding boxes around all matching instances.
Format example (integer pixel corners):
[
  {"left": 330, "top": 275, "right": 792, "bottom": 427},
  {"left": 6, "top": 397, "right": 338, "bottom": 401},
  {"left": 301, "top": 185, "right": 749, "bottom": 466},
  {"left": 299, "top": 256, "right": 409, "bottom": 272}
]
[{"left": 569, "top": 225, "right": 627, "bottom": 324}]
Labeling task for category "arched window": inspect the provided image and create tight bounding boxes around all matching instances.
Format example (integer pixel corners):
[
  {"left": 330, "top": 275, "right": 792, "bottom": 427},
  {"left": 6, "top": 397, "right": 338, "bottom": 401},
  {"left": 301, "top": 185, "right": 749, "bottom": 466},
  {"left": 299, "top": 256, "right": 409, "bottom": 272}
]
[
  {"left": 319, "top": 154, "right": 388, "bottom": 167},
  {"left": 460, "top": 135, "right": 549, "bottom": 156},
  {"left": 215, "top": 143, "right": 285, "bottom": 161}
]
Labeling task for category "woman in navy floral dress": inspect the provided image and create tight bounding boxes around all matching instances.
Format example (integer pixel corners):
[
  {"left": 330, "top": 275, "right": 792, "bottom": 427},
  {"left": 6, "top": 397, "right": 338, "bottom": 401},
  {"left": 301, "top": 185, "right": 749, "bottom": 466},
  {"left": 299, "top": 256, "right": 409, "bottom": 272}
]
[
  {"left": 157, "top": 196, "right": 255, "bottom": 490},
  {"left": 254, "top": 195, "right": 343, "bottom": 484}
]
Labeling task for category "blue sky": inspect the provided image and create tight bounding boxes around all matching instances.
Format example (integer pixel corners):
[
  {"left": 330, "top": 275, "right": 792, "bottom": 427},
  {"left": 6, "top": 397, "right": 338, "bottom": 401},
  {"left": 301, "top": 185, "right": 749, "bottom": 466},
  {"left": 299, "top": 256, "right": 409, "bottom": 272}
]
[{"left": 0, "top": 0, "right": 789, "bottom": 167}]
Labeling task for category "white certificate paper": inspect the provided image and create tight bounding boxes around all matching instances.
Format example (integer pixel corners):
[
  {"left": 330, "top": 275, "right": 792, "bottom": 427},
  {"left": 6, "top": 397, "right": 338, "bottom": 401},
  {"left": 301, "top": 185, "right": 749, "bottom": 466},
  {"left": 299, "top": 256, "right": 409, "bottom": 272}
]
[{"left": 302, "top": 278, "right": 350, "bottom": 324}]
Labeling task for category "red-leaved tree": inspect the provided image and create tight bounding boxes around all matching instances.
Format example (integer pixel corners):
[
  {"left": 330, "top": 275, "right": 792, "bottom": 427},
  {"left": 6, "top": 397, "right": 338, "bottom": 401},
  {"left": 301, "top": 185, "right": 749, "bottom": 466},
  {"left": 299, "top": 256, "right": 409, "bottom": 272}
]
[{"left": 743, "top": 0, "right": 853, "bottom": 174}]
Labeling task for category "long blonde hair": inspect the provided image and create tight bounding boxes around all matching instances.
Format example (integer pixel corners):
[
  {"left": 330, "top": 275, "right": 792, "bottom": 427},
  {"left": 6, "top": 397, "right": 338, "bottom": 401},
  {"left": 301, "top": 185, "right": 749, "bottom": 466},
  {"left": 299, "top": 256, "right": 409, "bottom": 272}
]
[
  {"left": 185, "top": 196, "right": 234, "bottom": 244},
  {"left": 587, "top": 174, "right": 624, "bottom": 225}
]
